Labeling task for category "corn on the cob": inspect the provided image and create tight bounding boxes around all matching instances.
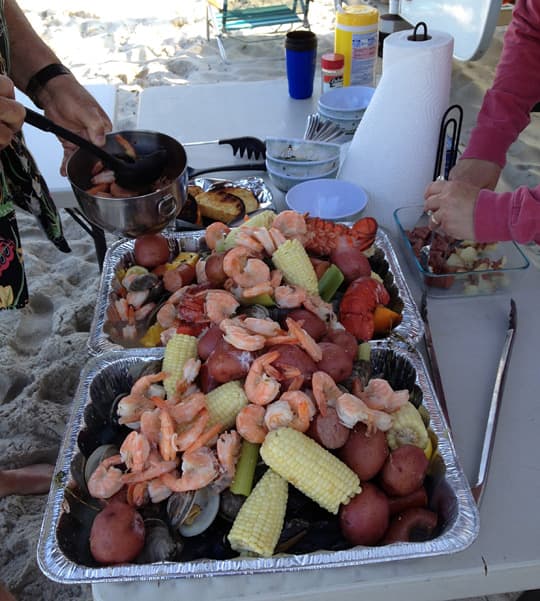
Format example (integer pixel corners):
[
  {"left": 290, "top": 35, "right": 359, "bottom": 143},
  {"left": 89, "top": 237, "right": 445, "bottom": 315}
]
[
  {"left": 222, "top": 210, "right": 277, "bottom": 251},
  {"left": 206, "top": 380, "right": 248, "bottom": 429},
  {"left": 271, "top": 238, "right": 319, "bottom": 296},
  {"left": 386, "top": 401, "right": 430, "bottom": 452},
  {"left": 227, "top": 468, "right": 288, "bottom": 557},
  {"left": 166, "top": 251, "right": 200, "bottom": 269},
  {"left": 260, "top": 428, "right": 360, "bottom": 514},
  {"left": 162, "top": 333, "right": 198, "bottom": 399}
]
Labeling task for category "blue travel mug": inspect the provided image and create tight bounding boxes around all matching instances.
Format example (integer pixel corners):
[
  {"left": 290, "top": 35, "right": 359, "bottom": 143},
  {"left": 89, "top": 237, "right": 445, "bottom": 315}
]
[{"left": 285, "top": 30, "right": 317, "bottom": 99}]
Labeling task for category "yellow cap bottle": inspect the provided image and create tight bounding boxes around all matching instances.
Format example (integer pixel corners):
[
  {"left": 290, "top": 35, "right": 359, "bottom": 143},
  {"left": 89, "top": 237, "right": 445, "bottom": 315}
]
[{"left": 335, "top": 3, "right": 379, "bottom": 87}]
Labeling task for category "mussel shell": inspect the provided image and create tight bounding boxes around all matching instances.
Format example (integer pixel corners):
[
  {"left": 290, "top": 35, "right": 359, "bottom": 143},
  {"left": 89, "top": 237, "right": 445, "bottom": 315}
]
[
  {"left": 166, "top": 491, "right": 196, "bottom": 531},
  {"left": 136, "top": 518, "right": 180, "bottom": 563},
  {"left": 178, "top": 487, "right": 220, "bottom": 537},
  {"left": 219, "top": 489, "right": 246, "bottom": 522},
  {"left": 126, "top": 273, "right": 160, "bottom": 292},
  {"left": 370, "top": 348, "right": 417, "bottom": 393}
]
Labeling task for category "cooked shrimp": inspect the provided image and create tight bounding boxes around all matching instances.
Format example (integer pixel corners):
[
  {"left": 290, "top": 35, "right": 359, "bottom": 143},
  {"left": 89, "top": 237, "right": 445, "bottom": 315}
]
[
  {"left": 236, "top": 403, "right": 268, "bottom": 443},
  {"left": 205, "top": 289, "right": 239, "bottom": 324},
  {"left": 156, "top": 302, "right": 179, "bottom": 328},
  {"left": 160, "top": 447, "right": 219, "bottom": 492},
  {"left": 155, "top": 392, "right": 206, "bottom": 423},
  {"left": 158, "top": 406, "right": 178, "bottom": 462},
  {"left": 220, "top": 318, "right": 266, "bottom": 351},
  {"left": 360, "top": 378, "right": 410, "bottom": 412},
  {"left": 205, "top": 221, "right": 230, "bottom": 250},
  {"left": 274, "top": 284, "right": 307, "bottom": 308},
  {"left": 303, "top": 294, "right": 338, "bottom": 326},
  {"left": 222, "top": 246, "right": 271, "bottom": 289},
  {"left": 234, "top": 228, "right": 265, "bottom": 253},
  {"left": 113, "top": 297, "right": 130, "bottom": 321},
  {"left": 87, "top": 454, "right": 125, "bottom": 499},
  {"left": 174, "top": 409, "right": 210, "bottom": 452},
  {"left": 285, "top": 317, "right": 323, "bottom": 362},
  {"left": 120, "top": 431, "right": 151, "bottom": 473},
  {"left": 242, "top": 281, "right": 274, "bottom": 298},
  {"left": 131, "top": 371, "right": 167, "bottom": 396},
  {"left": 140, "top": 409, "right": 161, "bottom": 445},
  {"left": 243, "top": 317, "right": 282, "bottom": 337},
  {"left": 134, "top": 301, "right": 156, "bottom": 322},
  {"left": 244, "top": 350, "right": 281, "bottom": 405},
  {"left": 126, "top": 481, "right": 148, "bottom": 507},
  {"left": 173, "top": 358, "right": 201, "bottom": 398},
  {"left": 311, "top": 371, "right": 342, "bottom": 416},
  {"left": 272, "top": 210, "right": 308, "bottom": 242},
  {"left": 117, "top": 371, "right": 166, "bottom": 426},
  {"left": 147, "top": 477, "right": 173, "bottom": 503},
  {"left": 196, "top": 257, "right": 210, "bottom": 284},
  {"left": 251, "top": 226, "right": 279, "bottom": 255},
  {"left": 264, "top": 400, "right": 293, "bottom": 431},
  {"left": 121, "top": 457, "right": 178, "bottom": 484},
  {"left": 335, "top": 392, "right": 393, "bottom": 434},
  {"left": 217, "top": 430, "right": 242, "bottom": 476},
  {"left": 281, "top": 391, "right": 312, "bottom": 432}
]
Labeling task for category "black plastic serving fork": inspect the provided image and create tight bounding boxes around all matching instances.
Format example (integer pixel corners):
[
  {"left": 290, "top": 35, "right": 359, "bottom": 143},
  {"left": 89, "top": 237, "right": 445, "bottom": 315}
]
[{"left": 183, "top": 136, "right": 266, "bottom": 160}]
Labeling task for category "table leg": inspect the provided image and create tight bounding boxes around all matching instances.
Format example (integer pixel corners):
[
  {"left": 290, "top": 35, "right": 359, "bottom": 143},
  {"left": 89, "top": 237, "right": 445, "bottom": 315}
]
[{"left": 65, "top": 208, "right": 107, "bottom": 271}]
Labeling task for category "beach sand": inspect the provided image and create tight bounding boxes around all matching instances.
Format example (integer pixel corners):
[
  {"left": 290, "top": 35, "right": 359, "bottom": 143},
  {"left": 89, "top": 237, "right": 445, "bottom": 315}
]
[{"left": 0, "top": 1, "right": 536, "bottom": 599}]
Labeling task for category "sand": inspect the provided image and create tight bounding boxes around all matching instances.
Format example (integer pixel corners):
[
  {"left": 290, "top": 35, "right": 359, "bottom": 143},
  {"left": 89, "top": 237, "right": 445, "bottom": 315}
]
[{"left": 0, "top": 0, "right": 535, "bottom": 599}]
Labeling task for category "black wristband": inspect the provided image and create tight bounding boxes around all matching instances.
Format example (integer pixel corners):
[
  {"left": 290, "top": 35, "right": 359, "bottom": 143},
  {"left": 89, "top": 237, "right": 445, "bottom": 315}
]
[{"left": 25, "top": 63, "right": 71, "bottom": 107}]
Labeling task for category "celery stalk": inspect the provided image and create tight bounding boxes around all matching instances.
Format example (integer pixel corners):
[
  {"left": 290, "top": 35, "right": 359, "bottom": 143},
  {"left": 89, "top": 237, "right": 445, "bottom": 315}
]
[
  {"left": 318, "top": 264, "right": 345, "bottom": 302},
  {"left": 230, "top": 440, "right": 260, "bottom": 497}
]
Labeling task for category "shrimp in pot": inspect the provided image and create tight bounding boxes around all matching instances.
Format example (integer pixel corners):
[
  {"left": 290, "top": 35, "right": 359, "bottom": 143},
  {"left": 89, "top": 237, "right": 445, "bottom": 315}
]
[
  {"left": 311, "top": 371, "right": 342, "bottom": 416},
  {"left": 220, "top": 318, "right": 266, "bottom": 352},
  {"left": 272, "top": 210, "right": 308, "bottom": 242},
  {"left": 264, "top": 400, "right": 294, "bottom": 431},
  {"left": 140, "top": 408, "right": 161, "bottom": 446},
  {"left": 175, "top": 409, "right": 210, "bottom": 452},
  {"left": 158, "top": 406, "right": 179, "bottom": 462},
  {"left": 279, "top": 391, "right": 312, "bottom": 432},
  {"left": 147, "top": 477, "right": 173, "bottom": 503},
  {"left": 87, "top": 454, "right": 125, "bottom": 499},
  {"left": 120, "top": 431, "right": 151, "bottom": 473},
  {"left": 160, "top": 446, "right": 219, "bottom": 492},
  {"left": 360, "top": 378, "right": 410, "bottom": 412},
  {"left": 211, "top": 430, "right": 242, "bottom": 492},
  {"left": 242, "top": 317, "right": 282, "bottom": 337},
  {"left": 236, "top": 404, "right": 268, "bottom": 443},
  {"left": 117, "top": 371, "right": 167, "bottom": 425},
  {"left": 205, "top": 221, "right": 230, "bottom": 250},
  {"left": 205, "top": 289, "right": 239, "bottom": 325},
  {"left": 222, "top": 246, "right": 271, "bottom": 290},
  {"left": 244, "top": 350, "right": 281, "bottom": 405},
  {"left": 285, "top": 317, "right": 323, "bottom": 362},
  {"left": 274, "top": 284, "right": 307, "bottom": 309},
  {"left": 335, "top": 392, "right": 393, "bottom": 434}
]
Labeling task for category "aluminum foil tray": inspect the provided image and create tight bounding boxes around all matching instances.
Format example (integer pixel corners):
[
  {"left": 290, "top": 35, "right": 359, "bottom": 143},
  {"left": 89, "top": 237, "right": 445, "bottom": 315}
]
[
  {"left": 38, "top": 345, "right": 479, "bottom": 584},
  {"left": 88, "top": 227, "right": 423, "bottom": 355}
]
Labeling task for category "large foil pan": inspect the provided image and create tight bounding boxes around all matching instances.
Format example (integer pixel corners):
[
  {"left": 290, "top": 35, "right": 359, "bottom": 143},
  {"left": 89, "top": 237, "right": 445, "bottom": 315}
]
[
  {"left": 88, "top": 227, "right": 423, "bottom": 355},
  {"left": 38, "top": 344, "right": 479, "bottom": 584}
]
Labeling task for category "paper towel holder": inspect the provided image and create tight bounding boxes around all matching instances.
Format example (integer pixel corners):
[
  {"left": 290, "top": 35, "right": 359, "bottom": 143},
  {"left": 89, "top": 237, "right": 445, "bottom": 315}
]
[{"left": 408, "top": 21, "right": 432, "bottom": 42}]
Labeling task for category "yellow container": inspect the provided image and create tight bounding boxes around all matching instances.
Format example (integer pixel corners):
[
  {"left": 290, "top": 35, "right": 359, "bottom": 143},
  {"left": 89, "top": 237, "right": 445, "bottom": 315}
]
[{"left": 334, "top": 4, "right": 379, "bottom": 87}]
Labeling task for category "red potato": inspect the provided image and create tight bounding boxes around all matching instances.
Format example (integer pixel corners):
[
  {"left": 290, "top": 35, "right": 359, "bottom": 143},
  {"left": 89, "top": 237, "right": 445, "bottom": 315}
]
[
  {"left": 133, "top": 233, "right": 170, "bottom": 268},
  {"left": 310, "top": 257, "right": 331, "bottom": 279},
  {"left": 271, "top": 344, "right": 318, "bottom": 386},
  {"left": 206, "top": 343, "right": 254, "bottom": 383},
  {"left": 306, "top": 406, "right": 350, "bottom": 449},
  {"left": 90, "top": 502, "right": 145, "bottom": 564},
  {"left": 380, "top": 444, "right": 429, "bottom": 497},
  {"left": 287, "top": 308, "right": 327, "bottom": 341},
  {"left": 330, "top": 239, "right": 372, "bottom": 283},
  {"left": 388, "top": 486, "right": 428, "bottom": 516},
  {"left": 315, "top": 342, "right": 353, "bottom": 383},
  {"left": 339, "top": 422, "right": 389, "bottom": 481},
  {"left": 199, "top": 362, "right": 220, "bottom": 394},
  {"left": 339, "top": 482, "right": 389, "bottom": 546},
  {"left": 383, "top": 507, "right": 438, "bottom": 544},
  {"left": 205, "top": 252, "right": 228, "bottom": 286},
  {"left": 322, "top": 328, "right": 359, "bottom": 359},
  {"left": 197, "top": 325, "right": 224, "bottom": 360}
]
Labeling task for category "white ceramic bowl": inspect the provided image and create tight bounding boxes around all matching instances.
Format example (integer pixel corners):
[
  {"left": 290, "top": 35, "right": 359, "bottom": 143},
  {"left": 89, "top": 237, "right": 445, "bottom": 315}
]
[
  {"left": 285, "top": 178, "right": 368, "bottom": 220},
  {"left": 318, "top": 85, "right": 375, "bottom": 120},
  {"left": 317, "top": 108, "right": 360, "bottom": 134},
  {"left": 265, "top": 154, "right": 340, "bottom": 178},
  {"left": 267, "top": 165, "right": 339, "bottom": 193},
  {"left": 265, "top": 137, "right": 341, "bottom": 164}
]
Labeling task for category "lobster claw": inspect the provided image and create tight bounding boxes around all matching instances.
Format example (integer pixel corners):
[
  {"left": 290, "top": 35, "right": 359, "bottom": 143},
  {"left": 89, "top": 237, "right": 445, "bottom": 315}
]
[{"left": 351, "top": 217, "right": 378, "bottom": 251}]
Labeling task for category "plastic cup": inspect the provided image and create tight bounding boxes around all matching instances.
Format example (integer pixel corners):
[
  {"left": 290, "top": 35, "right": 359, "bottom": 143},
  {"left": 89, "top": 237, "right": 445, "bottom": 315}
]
[{"left": 285, "top": 30, "right": 317, "bottom": 99}]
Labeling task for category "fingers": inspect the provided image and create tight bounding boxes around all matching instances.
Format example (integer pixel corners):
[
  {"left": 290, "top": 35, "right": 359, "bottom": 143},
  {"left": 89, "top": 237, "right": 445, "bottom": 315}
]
[
  {"left": 0, "top": 85, "right": 25, "bottom": 149},
  {"left": 424, "top": 178, "right": 446, "bottom": 199},
  {"left": 426, "top": 209, "right": 439, "bottom": 226}
]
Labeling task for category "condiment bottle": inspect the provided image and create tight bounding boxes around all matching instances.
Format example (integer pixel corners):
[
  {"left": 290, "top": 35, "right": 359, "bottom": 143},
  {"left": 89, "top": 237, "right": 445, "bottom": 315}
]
[
  {"left": 334, "top": 2, "right": 379, "bottom": 87},
  {"left": 321, "top": 53, "right": 345, "bottom": 93}
]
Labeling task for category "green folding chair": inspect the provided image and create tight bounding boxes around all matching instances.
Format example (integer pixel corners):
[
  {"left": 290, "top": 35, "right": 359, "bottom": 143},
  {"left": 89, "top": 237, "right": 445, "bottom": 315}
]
[{"left": 207, "top": 0, "right": 311, "bottom": 61}]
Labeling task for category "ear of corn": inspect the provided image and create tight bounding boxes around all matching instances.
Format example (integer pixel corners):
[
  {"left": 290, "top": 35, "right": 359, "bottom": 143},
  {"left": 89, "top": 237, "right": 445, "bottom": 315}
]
[
  {"left": 386, "top": 401, "right": 430, "bottom": 452},
  {"left": 162, "top": 333, "right": 198, "bottom": 399},
  {"left": 206, "top": 380, "right": 248, "bottom": 429},
  {"left": 271, "top": 238, "right": 319, "bottom": 296},
  {"left": 228, "top": 468, "right": 288, "bottom": 557},
  {"left": 260, "top": 427, "right": 361, "bottom": 514}
]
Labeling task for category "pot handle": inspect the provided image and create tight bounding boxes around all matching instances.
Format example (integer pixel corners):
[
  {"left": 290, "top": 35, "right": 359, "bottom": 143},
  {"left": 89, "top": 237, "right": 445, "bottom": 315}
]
[{"left": 157, "top": 194, "right": 177, "bottom": 219}]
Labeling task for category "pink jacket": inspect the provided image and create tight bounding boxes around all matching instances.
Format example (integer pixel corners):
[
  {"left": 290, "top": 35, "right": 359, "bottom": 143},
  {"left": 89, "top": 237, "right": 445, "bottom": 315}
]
[{"left": 461, "top": 0, "right": 540, "bottom": 243}]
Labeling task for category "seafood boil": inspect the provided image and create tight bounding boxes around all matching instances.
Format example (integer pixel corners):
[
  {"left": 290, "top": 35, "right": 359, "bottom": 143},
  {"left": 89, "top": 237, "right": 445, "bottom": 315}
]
[
  {"left": 104, "top": 210, "right": 404, "bottom": 348},
  {"left": 60, "top": 211, "right": 449, "bottom": 568}
]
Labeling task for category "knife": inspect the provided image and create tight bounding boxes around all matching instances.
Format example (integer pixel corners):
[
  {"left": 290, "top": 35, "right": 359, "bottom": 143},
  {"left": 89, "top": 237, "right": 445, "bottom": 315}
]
[
  {"left": 470, "top": 298, "right": 517, "bottom": 506},
  {"left": 420, "top": 291, "right": 452, "bottom": 430}
]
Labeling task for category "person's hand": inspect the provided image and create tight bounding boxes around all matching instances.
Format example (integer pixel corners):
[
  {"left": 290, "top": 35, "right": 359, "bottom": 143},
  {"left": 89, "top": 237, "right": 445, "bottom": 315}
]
[
  {"left": 37, "top": 74, "right": 112, "bottom": 175},
  {"left": 424, "top": 179, "right": 479, "bottom": 240},
  {"left": 0, "top": 74, "right": 25, "bottom": 149},
  {"left": 449, "top": 157, "right": 501, "bottom": 190}
]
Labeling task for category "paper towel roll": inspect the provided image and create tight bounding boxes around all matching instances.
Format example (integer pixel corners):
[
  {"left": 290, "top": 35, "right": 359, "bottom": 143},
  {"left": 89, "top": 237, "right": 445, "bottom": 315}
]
[{"left": 338, "top": 28, "right": 454, "bottom": 235}]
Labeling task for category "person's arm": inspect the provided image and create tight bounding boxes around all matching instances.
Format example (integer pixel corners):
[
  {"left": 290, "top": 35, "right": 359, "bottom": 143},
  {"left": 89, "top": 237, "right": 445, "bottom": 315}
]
[
  {"left": 4, "top": 0, "right": 112, "bottom": 171},
  {"left": 460, "top": 0, "right": 540, "bottom": 168}
]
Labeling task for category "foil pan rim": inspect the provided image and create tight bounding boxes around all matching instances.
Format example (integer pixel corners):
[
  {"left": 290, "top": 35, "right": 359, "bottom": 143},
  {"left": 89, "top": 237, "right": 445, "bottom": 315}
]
[
  {"left": 87, "top": 228, "right": 424, "bottom": 356},
  {"left": 38, "top": 345, "right": 479, "bottom": 584}
]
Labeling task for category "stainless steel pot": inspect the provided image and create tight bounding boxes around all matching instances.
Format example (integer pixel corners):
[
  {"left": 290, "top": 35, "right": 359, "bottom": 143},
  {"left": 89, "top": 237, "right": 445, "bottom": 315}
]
[{"left": 67, "top": 130, "right": 188, "bottom": 238}]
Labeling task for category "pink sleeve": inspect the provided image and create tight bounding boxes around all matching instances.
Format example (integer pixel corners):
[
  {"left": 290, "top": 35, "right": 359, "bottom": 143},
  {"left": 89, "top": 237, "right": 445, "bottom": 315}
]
[
  {"left": 462, "top": 0, "right": 540, "bottom": 167},
  {"left": 474, "top": 185, "right": 540, "bottom": 243}
]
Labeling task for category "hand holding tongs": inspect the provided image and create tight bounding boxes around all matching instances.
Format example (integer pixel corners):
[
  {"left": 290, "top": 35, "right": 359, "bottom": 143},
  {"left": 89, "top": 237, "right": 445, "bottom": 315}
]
[{"left": 470, "top": 299, "right": 517, "bottom": 506}]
